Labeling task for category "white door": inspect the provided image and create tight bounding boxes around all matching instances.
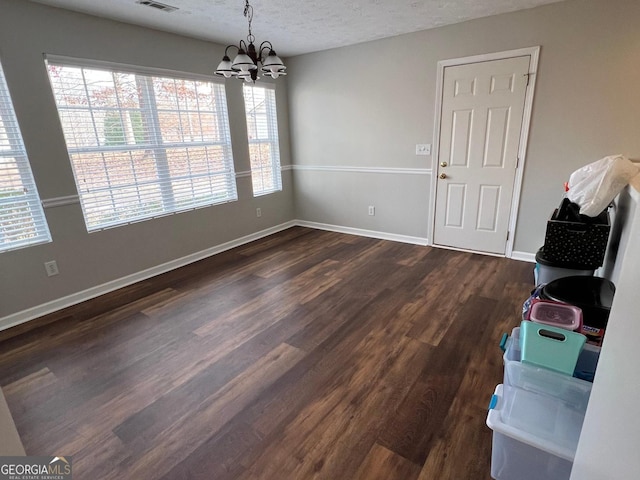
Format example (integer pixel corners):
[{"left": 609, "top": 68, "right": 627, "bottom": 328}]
[{"left": 433, "top": 56, "right": 530, "bottom": 254}]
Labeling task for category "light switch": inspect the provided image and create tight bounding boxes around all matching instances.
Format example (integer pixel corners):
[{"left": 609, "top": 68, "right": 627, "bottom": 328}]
[
  {"left": 44, "top": 260, "right": 59, "bottom": 277},
  {"left": 416, "top": 144, "right": 431, "bottom": 156}
]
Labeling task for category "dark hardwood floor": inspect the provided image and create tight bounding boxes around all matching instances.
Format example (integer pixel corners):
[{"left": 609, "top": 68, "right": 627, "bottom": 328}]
[{"left": 0, "top": 227, "right": 533, "bottom": 479}]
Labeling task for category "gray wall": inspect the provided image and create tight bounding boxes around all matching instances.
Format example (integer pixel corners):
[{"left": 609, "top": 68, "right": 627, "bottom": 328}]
[
  {"left": 286, "top": 0, "right": 640, "bottom": 253},
  {"left": 0, "top": 0, "right": 294, "bottom": 319}
]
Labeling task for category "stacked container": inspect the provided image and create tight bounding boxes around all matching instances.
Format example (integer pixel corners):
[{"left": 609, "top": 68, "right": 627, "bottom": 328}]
[
  {"left": 486, "top": 326, "right": 599, "bottom": 480},
  {"left": 534, "top": 203, "right": 610, "bottom": 285},
  {"left": 534, "top": 248, "right": 594, "bottom": 285}
]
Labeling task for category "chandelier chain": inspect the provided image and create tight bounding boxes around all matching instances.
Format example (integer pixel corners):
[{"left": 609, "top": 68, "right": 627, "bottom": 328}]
[{"left": 244, "top": 0, "right": 255, "bottom": 44}]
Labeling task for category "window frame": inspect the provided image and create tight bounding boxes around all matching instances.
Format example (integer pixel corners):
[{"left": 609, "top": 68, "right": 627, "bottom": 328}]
[
  {"left": 242, "top": 83, "right": 282, "bottom": 197},
  {"left": 0, "top": 60, "right": 51, "bottom": 253},
  {"left": 45, "top": 55, "right": 238, "bottom": 232}
]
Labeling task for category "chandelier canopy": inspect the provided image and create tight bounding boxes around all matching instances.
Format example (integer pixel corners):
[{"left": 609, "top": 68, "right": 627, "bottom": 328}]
[{"left": 214, "top": 0, "right": 287, "bottom": 83}]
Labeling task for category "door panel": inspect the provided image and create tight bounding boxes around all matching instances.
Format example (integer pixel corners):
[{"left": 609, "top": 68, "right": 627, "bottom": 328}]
[
  {"left": 476, "top": 185, "right": 501, "bottom": 231},
  {"left": 445, "top": 184, "right": 466, "bottom": 228},
  {"left": 483, "top": 107, "right": 510, "bottom": 167},
  {"left": 450, "top": 110, "right": 472, "bottom": 167},
  {"left": 434, "top": 56, "right": 530, "bottom": 254}
]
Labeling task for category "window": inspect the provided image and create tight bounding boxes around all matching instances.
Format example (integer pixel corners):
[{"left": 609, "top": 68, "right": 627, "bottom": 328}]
[
  {"left": 46, "top": 58, "right": 237, "bottom": 231},
  {"left": 0, "top": 62, "right": 51, "bottom": 252},
  {"left": 243, "top": 84, "right": 282, "bottom": 196}
]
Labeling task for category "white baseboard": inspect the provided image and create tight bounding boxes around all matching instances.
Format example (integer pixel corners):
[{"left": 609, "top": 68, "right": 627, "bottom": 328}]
[
  {"left": 295, "top": 220, "right": 429, "bottom": 246},
  {"left": 0, "top": 220, "right": 297, "bottom": 332},
  {"left": 510, "top": 250, "right": 536, "bottom": 263}
]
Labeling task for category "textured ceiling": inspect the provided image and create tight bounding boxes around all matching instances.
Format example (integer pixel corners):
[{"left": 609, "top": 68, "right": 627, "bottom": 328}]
[{"left": 30, "top": 0, "right": 565, "bottom": 56}]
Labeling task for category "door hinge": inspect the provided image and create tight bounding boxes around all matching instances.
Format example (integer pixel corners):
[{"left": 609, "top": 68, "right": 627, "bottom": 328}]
[
  {"left": 506, "top": 230, "right": 510, "bottom": 241},
  {"left": 516, "top": 156, "right": 520, "bottom": 169},
  {"left": 525, "top": 72, "right": 532, "bottom": 87}
]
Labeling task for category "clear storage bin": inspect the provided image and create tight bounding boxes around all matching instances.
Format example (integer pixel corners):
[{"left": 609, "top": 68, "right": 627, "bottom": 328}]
[
  {"left": 487, "top": 384, "right": 583, "bottom": 480},
  {"left": 502, "top": 327, "right": 597, "bottom": 411}
]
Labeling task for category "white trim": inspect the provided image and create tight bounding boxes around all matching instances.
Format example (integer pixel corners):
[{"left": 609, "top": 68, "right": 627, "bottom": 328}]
[
  {"left": 0, "top": 220, "right": 296, "bottom": 332},
  {"left": 235, "top": 170, "right": 251, "bottom": 178},
  {"left": 41, "top": 195, "right": 80, "bottom": 208},
  {"left": 295, "top": 220, "right": 429, "bottom": 245},
  {"left": 507, "top": 47, "right": 540, "bottom": 258},
  {"left": 436, "top": 47, "right": 542, "bottom": 69},
  {"left": 429, "top": 46, "right": 540, "bottom": 259},
  {"left": 510, "top": 251, "right": 536, "bottom": 263},
  {"left": 429, "top": 58, "right": 445, "bottom": 248},
  {"left": 292, "top": 165, "right": 432, "bottom": 175}
]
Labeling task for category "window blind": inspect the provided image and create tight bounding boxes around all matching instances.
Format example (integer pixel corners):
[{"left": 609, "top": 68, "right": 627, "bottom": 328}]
[
  {"left": 46, "top": 61, "right": 237, "bottom": 231},
  {"left": 0, "top": 62, "right": 51, "bottom": 252},
  {"left": 243, "top": 84, "right": 282, "bottom": 196}
]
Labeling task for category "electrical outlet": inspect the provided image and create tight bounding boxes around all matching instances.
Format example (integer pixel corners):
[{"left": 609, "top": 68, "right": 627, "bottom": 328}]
[
  {"left": 256, "top": 207, "right": 262, "bottom": 218},
  {"left": 368, "top": 205, "right": 375, "bottom": 216},
  {"left": 416, "top": 144, "right": 431, "bottom": 156},
  {"left": 44, "top": 260, "right": 59, "bottom": 277}
]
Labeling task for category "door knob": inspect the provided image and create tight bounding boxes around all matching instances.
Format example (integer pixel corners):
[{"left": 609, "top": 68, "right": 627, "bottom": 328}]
[
  {"left": 440, "top": 161, "right": 448, "bottom": 167},
  {"left": 439, "top": 173, "right": 447, "bottom": 179}
]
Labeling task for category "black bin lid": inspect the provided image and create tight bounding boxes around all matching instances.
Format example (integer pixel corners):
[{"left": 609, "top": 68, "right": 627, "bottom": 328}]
[{"left": 541, "top": 276, "right": 615, "bottom": 310}]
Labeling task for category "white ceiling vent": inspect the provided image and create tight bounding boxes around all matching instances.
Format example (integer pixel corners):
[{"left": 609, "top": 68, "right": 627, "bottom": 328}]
[{"left": 136, "top": 0, "right": 179, "bottom": 13}]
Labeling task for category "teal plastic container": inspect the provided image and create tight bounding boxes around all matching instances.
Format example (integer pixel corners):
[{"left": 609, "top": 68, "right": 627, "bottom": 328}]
[{"left": 520, "top": 321, "right": 586, "bottom": 375}]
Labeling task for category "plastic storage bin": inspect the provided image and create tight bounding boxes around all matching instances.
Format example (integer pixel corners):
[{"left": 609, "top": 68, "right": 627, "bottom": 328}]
[
  {"left": 540, "top": 276, "right": 615, "bottom": 347},
  {"left": 487, "top": 384, "right": 583, "bottom": 480},
  {"left": 534, "top": 248, "right": 594, "bottom": 285},
  {"left": 520, "top": 321, "right": 586, "bottom": 375},
  {"left": 573, "top": 345, "right": 600, "bottom": 382},
  {"left": 502, "top": 327, "right": 595, "bottom": 410},
  {"left": 528, "top": 299, "right": 582, "bottom": 332}
]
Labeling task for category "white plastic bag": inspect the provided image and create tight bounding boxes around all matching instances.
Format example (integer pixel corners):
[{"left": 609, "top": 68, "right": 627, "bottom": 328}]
[{"left": 567, "top": 155, "right": 639, "bottom": 217}]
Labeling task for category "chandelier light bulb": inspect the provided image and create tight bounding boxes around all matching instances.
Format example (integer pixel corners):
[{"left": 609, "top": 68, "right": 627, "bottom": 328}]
[
  {"left": 260, "top": 51, "right": 287, "bottom": 78},
  {"left": 232, "top": 50, "right": 257, "bottom": 72},
  {"left": 214, "top": 55, "right": 236, "bottom": 78}
]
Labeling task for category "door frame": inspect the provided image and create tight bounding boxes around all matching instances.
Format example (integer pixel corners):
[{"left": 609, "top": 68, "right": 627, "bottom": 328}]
[{"left": 428, "top": 46, "right": 540, "bottom": 258}]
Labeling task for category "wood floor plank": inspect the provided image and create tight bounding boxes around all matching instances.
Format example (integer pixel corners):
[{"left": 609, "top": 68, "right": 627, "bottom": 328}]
[
  {"left": 0, "top": 288, "right": 181, "bottom": 377},
  {"left": 167, "top": 336, "right": 434, "bottom": 480},
  {"left": 353, "top": 443, "right": 422, "bottom": 480},
  {"left": 112, "top": 303, "right": 317, "bottom": 445},
  {"left": 418, "top": 281, "right": 531, "bottom": 480},
  {"left": 192, "top": 258, "right": 341, "bottom": 337},
  {"left": 69, "top": 431, "right": 130, "bottom": 480},
  {"left": 410, "top": 254, "right": 487, "bottom": 346},
  {"left": 376, "top": 295, "right": 498, "bottom": 465},
  {"left": 110, "top": 343, "right": 305, "bottom": 480},
  {"left": 2, "top": 367, "right": 57, "bottom": 397},
  {"left": 160, "top": 419, "right": 263, "bottom": 480},
  {"left": 417, "top": 399, "right": 493, "bottom": 480},
  {"left": 241, "top": 296, "right": 421, "bottom": 479},
  {"left": 246, "top": 287, "right": 412, "bottom": 440},
  {"left": 415, "top": 312, "right": 504, "bottom": 478},
  {"left": 0, "top": 228, "right": 535, "bottom": 480},
  {"left": 17, "top": 424, "right": 84, "bottom": 457}
]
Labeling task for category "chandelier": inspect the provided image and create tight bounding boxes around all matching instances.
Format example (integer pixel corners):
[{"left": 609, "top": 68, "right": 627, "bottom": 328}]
[{"left": 214, "top": 0, "right": 287, "bottom": 83}]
